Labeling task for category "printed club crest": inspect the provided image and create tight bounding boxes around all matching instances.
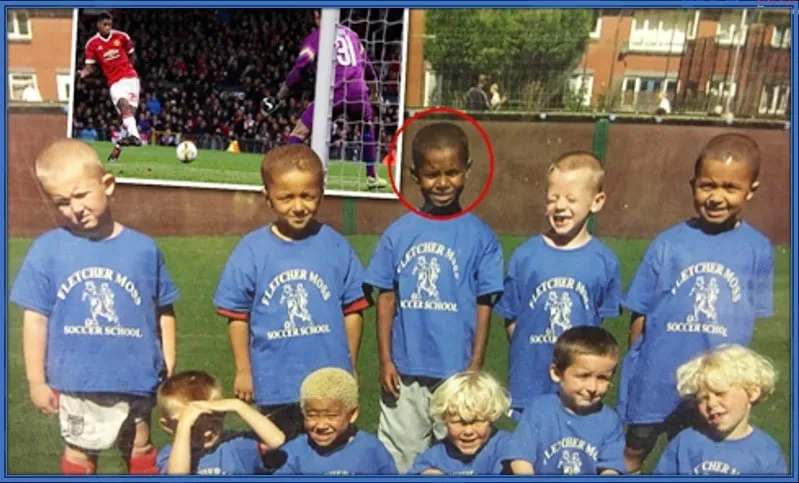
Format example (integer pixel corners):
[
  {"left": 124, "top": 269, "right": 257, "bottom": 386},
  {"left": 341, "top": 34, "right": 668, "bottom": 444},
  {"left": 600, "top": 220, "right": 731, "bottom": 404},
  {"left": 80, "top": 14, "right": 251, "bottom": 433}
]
[
  {"left": 82, "top": 281, "right": 121, "bottom": 328},
  {"left": 280, "top": 283, "right": 314, "bottom": 330},
  {"left": 411, "top": 255, "right": 441, "bottom": 301},
  {"left": 67, "top": 414, "right": 85, "bottom": 437}
]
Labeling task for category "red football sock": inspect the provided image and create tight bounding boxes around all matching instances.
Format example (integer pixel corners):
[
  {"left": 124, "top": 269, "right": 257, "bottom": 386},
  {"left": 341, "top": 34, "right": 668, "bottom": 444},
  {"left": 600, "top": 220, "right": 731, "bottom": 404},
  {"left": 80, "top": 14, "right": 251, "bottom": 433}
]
[
  {"left": 128, "top": 447, "right": 159, "bottom": 474},
  {"left": 61, "top": 456, "right": 95, "bottom": 474}
]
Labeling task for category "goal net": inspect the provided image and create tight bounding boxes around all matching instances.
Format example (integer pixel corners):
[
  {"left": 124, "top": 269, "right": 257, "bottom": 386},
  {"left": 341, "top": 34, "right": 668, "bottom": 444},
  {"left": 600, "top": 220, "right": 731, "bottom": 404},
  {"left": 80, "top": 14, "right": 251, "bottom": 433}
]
[{"left": 314, "top": 8, "right": 408, "bottom": 198}]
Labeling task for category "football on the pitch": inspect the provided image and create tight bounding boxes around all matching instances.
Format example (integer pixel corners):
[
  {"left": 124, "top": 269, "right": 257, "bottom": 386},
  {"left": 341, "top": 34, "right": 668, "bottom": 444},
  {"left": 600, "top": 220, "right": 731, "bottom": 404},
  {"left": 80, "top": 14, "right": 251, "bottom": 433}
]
[{"left": 176, "top": 140, "right": 198, "bottom": 164}]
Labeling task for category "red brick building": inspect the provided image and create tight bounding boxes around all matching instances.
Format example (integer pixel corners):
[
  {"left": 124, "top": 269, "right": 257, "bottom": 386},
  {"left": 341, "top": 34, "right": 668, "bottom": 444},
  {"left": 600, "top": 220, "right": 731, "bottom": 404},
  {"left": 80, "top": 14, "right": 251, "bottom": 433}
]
[
  {"left": 573, "top": 9, "right": 791, "bottom": 116},
  {"left": 415, "top": 8, "right": 791, "bottom": 117},
  {"left": 7, "top": 9, "right": 74, "bottom": 104}
]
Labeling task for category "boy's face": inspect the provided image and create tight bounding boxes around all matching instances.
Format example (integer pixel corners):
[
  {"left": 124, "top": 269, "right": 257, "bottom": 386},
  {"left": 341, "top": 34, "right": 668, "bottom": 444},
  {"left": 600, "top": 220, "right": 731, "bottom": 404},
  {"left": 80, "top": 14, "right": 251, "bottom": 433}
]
[
  {"left": 265, "top": 168, "right": 322, "bottom": 238},
  {"left": 691, "top": 158, "right": 758, "bottom": 228},
  {"left": 41, "top": 165, "right": 115, "bottom": 238},
  {"left": 546, "top": 167, "right": 605, "bottom": 240},
  {"left": 550, "top": 353, "right": 617, "bottom": 413},
  {"left": 413, "top": 147, "right": 470, "bottom": 209},
  {"left": 444, "top": 413, "right": 492, "bottom": 456},
  {"left": 97, "top": 18, "right": 112, "bottom": 36},
  {"left": 302, "top": 397, "right": 358, "bottom": 448},
  {"left": 696, "top": 385, "right": 759, "bottom": 440},
  {"left": 159, "top": 405, "right": 224, "bottom": 450}
]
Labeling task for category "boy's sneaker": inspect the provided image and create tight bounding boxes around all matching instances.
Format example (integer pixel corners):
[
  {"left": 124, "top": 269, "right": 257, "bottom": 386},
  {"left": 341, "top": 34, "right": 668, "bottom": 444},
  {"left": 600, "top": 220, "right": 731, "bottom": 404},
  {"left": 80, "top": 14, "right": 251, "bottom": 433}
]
[
  {"left": 107, "top": 144, "right": 122, "bottom": 163},
  {"left": 366, "top": 176, "right": 388, "bottom": 190}
]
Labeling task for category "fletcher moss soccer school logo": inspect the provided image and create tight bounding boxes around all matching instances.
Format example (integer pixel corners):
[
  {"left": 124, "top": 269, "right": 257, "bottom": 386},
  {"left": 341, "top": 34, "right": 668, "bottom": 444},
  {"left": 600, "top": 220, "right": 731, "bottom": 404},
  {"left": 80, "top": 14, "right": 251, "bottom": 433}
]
[
  {"left": 666, "top": 262, "right": 741, "bottom": 337},
  {"left": 260, "top": 268, "right": 333, "bottom": 340},
  {"left": 527, "top": 277, "right": 590, "bottom": 344},
  {"left": 397, "top": 242, "right": 460, "bottom": 312},
  {"left": 58, "top": 267, "right": 144, "bottom": 338},
  {"left": 543, "top": 437, "right": 598, "bottom": 474}
]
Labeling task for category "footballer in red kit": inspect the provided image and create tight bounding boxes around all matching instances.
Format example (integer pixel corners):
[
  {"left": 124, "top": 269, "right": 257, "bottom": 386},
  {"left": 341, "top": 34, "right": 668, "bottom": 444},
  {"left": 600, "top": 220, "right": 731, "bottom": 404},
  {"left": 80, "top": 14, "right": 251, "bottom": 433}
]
[{"left": 80, "top": 11, "right": 141, "bottom": 162}]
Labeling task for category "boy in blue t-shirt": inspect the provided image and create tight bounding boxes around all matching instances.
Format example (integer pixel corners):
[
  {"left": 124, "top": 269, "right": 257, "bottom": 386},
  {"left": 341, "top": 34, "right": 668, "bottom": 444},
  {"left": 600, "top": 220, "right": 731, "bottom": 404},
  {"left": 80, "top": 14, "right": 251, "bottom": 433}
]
[
  {"left": 409, "top": 371, "right": 519, "bottom": 475},
  {"left": 213, "top": 144, "right": 371, "bottom": 469},
  {"left": 619, "top": 133, "right": 775, "bottom": 473},
  {"left": 156, "top": 371, "right": 286, "bottom": 475},
  {"left": 495, "top": 151, "right": 621, "bottom": 419},
  {"left": 654, "top": 344, "right": 787, "bottom": 475},
  {"left": 364, "top": 122, "right": 505, "bottom": 473},
  {"left": 509, "top": 326, "right": 626, "bottom": 475},
  {"left": 276, "top": 367, "right": 398, "bottom": 475},
  {"left": 10, "top": 139, "right": 178, "bottom": 475}
]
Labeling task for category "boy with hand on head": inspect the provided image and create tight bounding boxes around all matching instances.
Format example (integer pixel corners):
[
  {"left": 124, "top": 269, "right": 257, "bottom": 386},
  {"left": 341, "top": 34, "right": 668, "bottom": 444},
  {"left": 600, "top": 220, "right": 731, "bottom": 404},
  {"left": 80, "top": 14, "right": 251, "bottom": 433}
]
[
  {"left": 618, "top": 133, "right": 774, "bottom": 473},
  {"left": 156, "top": 370, "right": 286, "bottom": 475},
  {"left": 409, "top": 371, "right": 518, "bottom": 475},
  {"left": 494, "top": 151, "right": 621, "bottom": 420},
  {"left": 213, "top": 144, "right": 370, "bottom": 469},
  {"left": 364, "top": 122, "right": 504, "bottom": 473},
  {"left": 276, "top": 367, "right": 398, "bottom": 475},
  {"left": 654, "top": 345, "right": 787, "bottom": 475},
  {"left": 9, "top": 138, "right": 178, "bottom": 474},
  {"left": 509, "top": 326, "right": 626, "bottom": 475}
]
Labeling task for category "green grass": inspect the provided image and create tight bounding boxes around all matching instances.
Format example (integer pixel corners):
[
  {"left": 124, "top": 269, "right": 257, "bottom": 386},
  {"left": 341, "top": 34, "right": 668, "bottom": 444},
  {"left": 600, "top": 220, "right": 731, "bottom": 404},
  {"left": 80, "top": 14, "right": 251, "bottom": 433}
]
[
  {"left": 86, "top": 141, "right": 393, "bottom": 194},
  {"left": 6, "top": 236, "right": 791, "bottom": 474}
]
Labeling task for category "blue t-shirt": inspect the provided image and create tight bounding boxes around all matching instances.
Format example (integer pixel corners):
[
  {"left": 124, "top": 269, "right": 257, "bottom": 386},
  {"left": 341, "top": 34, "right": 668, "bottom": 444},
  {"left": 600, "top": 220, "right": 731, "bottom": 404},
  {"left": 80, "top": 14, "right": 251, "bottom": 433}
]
[
  {"left": 9, "top": 227, "right": 179, "bottom": 395},
  {"left": 618, "top": 220, "right": 774, "bottom": 425},
  {"left": 494, "top": 235, "right": 621, "bottom": 409},
  {"left": 364, "top": 212, "right": 504, "bottom": 379},
  {"left": 276, "top": 430, "right": 398, "bottom": 475},
  {"left": 409, "top": 429, "right": 518, "bottom": 475},
  {"left": 213, "top": 224, "right": 367, "bottom": 406},
  {"left": 654, "top": 427, "right": 787, "bottom": 475},
  {"left": 510, "top": 393, "right": 626, "bottom": 475},
  {"left": 157, "top": 433, "right": 263, "bottom": 475}
]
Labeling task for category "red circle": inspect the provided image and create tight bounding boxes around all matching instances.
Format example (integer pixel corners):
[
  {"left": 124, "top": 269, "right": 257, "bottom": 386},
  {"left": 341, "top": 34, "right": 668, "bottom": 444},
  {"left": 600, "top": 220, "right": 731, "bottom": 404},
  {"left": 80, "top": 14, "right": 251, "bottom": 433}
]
[{"left": 385, "top": 107, "right": 495, "bottom": 221}]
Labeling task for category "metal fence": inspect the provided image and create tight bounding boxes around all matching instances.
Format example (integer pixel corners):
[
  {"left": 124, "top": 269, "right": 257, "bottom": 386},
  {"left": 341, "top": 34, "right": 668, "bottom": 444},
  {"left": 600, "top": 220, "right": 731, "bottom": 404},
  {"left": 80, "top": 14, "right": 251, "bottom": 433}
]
[{"left": 417, "top": 8, "right": 791, "bottom": 119}]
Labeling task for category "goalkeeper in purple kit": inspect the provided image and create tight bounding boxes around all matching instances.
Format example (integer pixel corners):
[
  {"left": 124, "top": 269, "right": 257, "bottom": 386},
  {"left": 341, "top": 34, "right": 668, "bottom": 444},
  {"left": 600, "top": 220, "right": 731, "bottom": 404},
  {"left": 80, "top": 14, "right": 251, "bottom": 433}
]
[{"left": 265, "top": 10, "right": 388, "bottom": 190}]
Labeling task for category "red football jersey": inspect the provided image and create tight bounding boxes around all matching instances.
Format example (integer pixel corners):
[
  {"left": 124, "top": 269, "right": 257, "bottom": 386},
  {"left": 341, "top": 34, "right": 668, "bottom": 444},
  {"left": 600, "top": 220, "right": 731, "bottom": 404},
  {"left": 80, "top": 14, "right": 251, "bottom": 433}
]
[{"left": 84, "top": 30, "right": 138, "bottom": 86}]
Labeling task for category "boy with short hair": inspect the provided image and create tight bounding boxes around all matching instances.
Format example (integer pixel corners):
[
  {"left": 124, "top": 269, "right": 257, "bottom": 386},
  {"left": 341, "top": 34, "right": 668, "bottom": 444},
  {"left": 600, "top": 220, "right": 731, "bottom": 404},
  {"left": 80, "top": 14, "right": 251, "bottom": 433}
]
[
  {"left": 156, "top": 370, "right": 286, "bottom": 475},
  {"left": 654, "top": 344, "right": 787, "bottom": 475},
  {"left": 276, "top": 367, "right": 398, "bottom": 474},
  {"left": 410, "top": 371, "right": 517, "bottom": 475},
  {"left": 509, "top": 326, "right": 626, "bottom": 475},
  {"left": 10, "top": 138, "right": 179, "bottom": 474},
  {"left": 494, "top": 151, "right": 622, "bottom": 420},
  {"left": 213, "top": 144, "right": 370, "bottom": 460},
  {"left": 618, "top": 133, "right": 774, "bottom": 473},
  {"left": 364, "top": 122, "right": 505, "bottom": 473}
]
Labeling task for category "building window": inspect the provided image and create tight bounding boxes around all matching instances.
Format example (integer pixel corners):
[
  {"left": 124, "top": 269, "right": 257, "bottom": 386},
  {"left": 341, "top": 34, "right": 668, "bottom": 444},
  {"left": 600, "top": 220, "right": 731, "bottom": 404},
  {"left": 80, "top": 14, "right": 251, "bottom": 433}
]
[
  {"left": 7, "top": 10, "right": 32, "bottom": 41},
  {"left": 621, "top": 76, "right": 677, "bottom": 110},
  {"left": 57, "top": 73, "right": 71, "bottom": 102},
  {"left": 758, "top": 84, "right": 790, "bottom": 116},
  {"left": 706, "top": 80, "right": 737, "bottom": 112},
  {"left": 771, "top": 26, "right": 791, "bottom": 48},
  {"left": 628, "top": 10, "right": 698, "bottom": 53},
  {"left": 716, "top": 11, "right": 748, "bottom": 47},
  {"left": 568, "top": 73, "right": 594, "bottom": 107},
  {"left": 589, "top": 10, "right": 602, "bottom": 40},
  {"left": 9, "top": 73, "right": 40, "bottom": 102}
]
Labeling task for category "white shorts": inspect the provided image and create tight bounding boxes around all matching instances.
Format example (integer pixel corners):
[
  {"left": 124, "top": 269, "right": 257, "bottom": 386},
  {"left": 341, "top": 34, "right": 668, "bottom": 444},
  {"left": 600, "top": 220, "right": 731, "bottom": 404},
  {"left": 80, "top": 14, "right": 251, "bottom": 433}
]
[
  {"left": 58, "top": 392, "right": 154, "bottom": 452},
  {"left": 109, "top": 77, "right": 140, "bottom": 112}
]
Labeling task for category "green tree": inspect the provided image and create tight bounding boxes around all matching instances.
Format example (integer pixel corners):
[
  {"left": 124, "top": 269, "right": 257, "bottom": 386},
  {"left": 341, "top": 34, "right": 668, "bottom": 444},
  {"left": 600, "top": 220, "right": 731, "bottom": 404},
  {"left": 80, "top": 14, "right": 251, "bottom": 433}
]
[{"left": 424, "top": 9, "right": 594, "bottom": 109}]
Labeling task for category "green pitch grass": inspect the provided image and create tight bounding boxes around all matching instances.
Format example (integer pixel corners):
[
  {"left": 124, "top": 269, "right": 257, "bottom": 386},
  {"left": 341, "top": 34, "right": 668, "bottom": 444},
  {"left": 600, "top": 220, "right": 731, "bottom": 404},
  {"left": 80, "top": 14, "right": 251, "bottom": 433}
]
[
  {"left": 6, "top": 236, "right": 791, "bottom": 474},
  {"left": 85, "top": 141, "right": 393, "bottom": 194}
]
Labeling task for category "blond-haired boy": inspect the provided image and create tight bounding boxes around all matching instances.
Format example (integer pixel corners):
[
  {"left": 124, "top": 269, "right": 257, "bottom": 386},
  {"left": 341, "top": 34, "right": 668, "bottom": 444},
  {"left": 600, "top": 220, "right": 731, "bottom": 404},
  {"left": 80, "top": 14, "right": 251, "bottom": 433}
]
[{"left": 654, "top": 345, "right": 787, "bottom": 475}]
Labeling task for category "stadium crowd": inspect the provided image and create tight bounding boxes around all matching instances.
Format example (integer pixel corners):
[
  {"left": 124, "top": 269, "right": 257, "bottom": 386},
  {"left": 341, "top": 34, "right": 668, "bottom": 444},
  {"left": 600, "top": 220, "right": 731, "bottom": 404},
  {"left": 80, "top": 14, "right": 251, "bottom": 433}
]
[{"left": 72, "top": 9, "right": 403, "bottom": 157}]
